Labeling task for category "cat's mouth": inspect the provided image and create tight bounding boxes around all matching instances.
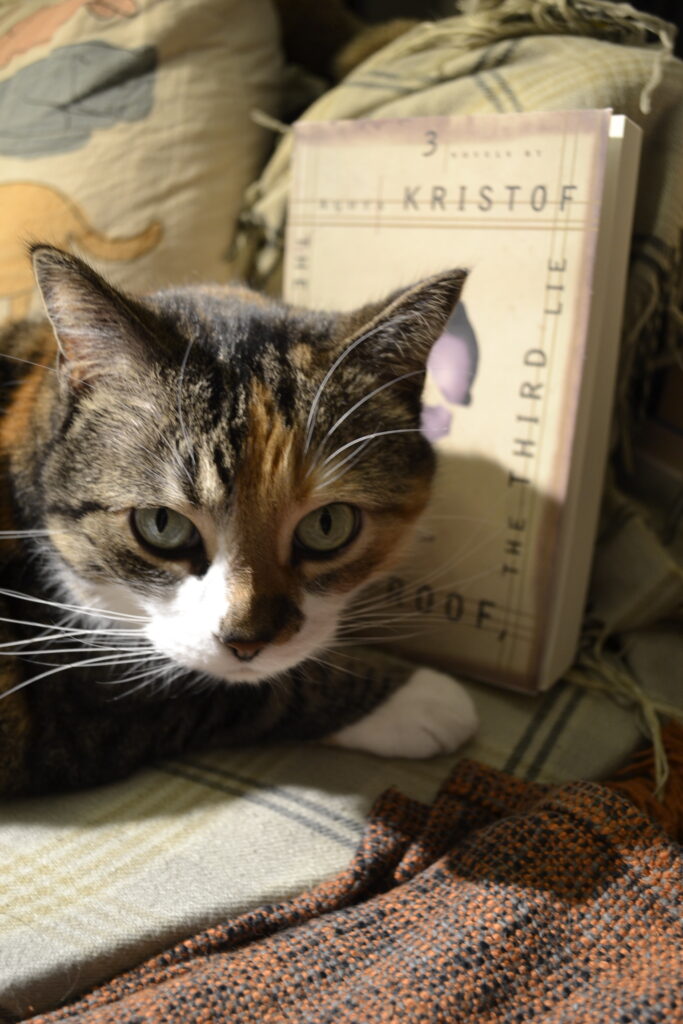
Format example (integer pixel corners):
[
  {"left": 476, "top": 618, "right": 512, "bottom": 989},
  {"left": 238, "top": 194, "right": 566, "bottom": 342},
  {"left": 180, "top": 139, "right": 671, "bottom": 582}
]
[
  {"left": 139, "top": 585, "right": 344, "bottom": 688},
  {"left": 152, "top": 629, "right": 327, "bottom": 687},
  {"left": 55, "top": 562, "right": 342, "bottom": 688}
]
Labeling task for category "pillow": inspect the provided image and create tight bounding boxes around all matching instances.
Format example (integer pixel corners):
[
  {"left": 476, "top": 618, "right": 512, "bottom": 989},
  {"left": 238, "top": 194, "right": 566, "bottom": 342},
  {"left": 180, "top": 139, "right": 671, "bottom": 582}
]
[{"left": 0, "top": 0, "right": 283, "bottom": 322}]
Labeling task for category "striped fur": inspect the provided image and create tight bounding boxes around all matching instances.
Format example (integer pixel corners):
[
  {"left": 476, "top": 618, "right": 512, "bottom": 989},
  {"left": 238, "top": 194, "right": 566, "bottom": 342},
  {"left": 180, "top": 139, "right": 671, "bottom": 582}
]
[{"left": 0, "top": 246, "right": 465, "bottom": 795}]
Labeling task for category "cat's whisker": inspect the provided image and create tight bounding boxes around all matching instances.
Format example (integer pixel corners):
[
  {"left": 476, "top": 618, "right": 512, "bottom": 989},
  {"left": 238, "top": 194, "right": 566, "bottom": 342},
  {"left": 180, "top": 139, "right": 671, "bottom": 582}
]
[
  {"left": 9, "top": 642, "right": 153, "bottom": 658},
  {"left": 0, "top": 652, "right": 168, "bottom": 702},
  {"left": 319, "top": 428, "right": 424, "bottom": 472},
  {"left": 152, "top": 431, "right": 195, "bottom": 492},
  {"left": 316, "top": 438, "right": 374, "bottom": 488},
  {"left": 346, "top": 524, "right": 503, "bottom": 616},
  {"left": 335, "top": 573, "right": 524, "bottom": 650},
  {"left": 335, "top": 611, "right": 446, "bottom": 634},
  {"left": 304, "top": 652, "right": 357, "bottom": 675},
  {"left": 335, "top": 612, "right": 444, "bottom": 632},
  {"left": 0, "top": 587, "right": 149, "bottom": 623},
  {"left": 332, "top": 629, "right": 442, "bottom": 645},
  {"left": 0, "top": 529, "right": 69, "bottom": 539},
  {"left": 311, "top": 646, "right": 360, "bottom": 666},
  {"left": 109, "top": 676, "right": 164, "bottom": 700},
  {"left": 304, "top": 319, "right": 389, "bottom": 456},
  {"left": 300, "top": 654, "right": 372, "bottom": 687},
  {"left": 316, "top": 427, "right": 418, "bottom": 489},
  {"left": 0, "top": 623, "right": 143, "bottom": 646},
  {"left": 0, "top": 637, "right": 57, "bottom": 651},
  {"left": 0, "top": 615, "right": 141, "bottom": 640},
  {"left": 337, "top": 608, "right": 533, "bottom": 646},
  {"left": 0, "top": 352, "right": 59, "bottom": 375},
  {"left": 419, "top": 513, "right": 502, "bottom": 524},
  {"left": 176, "top": 335, "right": 198, "bottom": 474},
  {"left": 0, "top": 624, "right": 76, "bottom": 647},
  {"left": 109, "top": 667, "right": 167, "bottom": 690},
  {"left": 309, "top": 369, "right": 424, "bottom": 469},
  {"left": 339, "top": 568, "right": 501, "bottom": 630},
  {"left": 103, "top": 661, "right": 175, "bottom": 698},
  {"left": 362, "top": 561, "right": 501, "bottom": 609},
  {"left": 61, "top": 626, "right": 143, "bottom": 636}
]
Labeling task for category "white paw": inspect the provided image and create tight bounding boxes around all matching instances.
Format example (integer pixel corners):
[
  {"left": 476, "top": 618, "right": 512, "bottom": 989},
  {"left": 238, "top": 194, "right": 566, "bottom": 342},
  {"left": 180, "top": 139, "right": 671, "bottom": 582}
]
[{"left": 325, "top": 667, "right": 478, "bottom": 759}]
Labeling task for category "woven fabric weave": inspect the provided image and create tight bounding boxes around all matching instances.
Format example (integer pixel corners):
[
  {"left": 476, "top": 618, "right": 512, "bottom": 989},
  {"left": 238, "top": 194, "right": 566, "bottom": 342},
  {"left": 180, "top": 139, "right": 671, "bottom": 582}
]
[{"left": 24, "top": 750, "right": 683, "bottom": 1023}]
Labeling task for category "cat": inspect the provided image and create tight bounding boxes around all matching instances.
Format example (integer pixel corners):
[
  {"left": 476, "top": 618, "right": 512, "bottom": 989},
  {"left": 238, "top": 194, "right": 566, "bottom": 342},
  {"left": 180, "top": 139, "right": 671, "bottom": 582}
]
[{"left": 0, "top": 244, "right": 477, "bottom": 797}]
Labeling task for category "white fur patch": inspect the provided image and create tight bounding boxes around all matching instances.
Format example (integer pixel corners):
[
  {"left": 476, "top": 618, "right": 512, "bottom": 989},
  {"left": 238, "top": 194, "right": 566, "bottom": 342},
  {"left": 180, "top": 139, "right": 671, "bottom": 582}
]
[
  {"left": 325, "top": 667, "right": 478, "bottom": 758},
  {"left": 57, "top": 548, "right": 349, "bottom": 685},
  {"left": 142, "top": 559, "right": 345, "bottom": 684}
]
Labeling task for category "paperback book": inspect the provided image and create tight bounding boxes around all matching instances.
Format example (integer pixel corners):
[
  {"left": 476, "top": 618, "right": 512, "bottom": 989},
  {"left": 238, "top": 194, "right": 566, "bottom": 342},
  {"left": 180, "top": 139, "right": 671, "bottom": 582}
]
[{"left": 284, "top": 109, "right": 641, "bottom": 692}]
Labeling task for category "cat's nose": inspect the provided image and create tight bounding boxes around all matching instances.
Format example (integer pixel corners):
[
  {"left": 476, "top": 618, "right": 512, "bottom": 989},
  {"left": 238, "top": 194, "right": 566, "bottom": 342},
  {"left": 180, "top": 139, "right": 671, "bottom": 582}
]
[
  {"left": 228, "top": 641, "right": 264, "bottom": 662},
  {"left": 215, "top": 634, "right": 265, "bottom": 662}
]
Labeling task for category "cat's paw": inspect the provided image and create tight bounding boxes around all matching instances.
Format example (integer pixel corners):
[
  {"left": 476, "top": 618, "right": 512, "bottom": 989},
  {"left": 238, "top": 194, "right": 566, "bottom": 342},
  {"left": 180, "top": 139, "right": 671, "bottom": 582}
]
[{"left": 325, "top": 668, "right": 478, "bottom": 758}]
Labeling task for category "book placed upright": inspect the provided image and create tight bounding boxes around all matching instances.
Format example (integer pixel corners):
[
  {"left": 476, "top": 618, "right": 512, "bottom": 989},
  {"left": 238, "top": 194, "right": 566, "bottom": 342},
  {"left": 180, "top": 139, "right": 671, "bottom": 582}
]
[{"left": 284, "top": 109, "right": 642, "bottom": 692}]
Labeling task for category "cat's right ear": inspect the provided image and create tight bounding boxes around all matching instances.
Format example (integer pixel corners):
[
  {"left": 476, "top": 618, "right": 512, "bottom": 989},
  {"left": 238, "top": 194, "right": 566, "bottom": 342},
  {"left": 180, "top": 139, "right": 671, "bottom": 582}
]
[
  {"left": 338, "top": 268, "right": 468, "bottom": 385},
  {"left": 31, "top": 244, "right": 157, "bottom": 390}
]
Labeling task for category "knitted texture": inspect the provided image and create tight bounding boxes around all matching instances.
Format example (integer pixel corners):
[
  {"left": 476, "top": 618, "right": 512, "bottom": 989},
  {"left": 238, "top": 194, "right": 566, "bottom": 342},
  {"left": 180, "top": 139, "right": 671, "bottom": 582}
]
[{"left": 23, "top": 742, "right": 683, "bottom": 1023}]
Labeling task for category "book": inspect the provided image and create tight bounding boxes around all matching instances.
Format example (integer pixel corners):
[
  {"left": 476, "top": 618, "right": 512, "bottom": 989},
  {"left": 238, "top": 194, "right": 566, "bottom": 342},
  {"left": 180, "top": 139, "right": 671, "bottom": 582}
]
[{"left": 284, "top": 109, "right": 642, "bottom": 693}]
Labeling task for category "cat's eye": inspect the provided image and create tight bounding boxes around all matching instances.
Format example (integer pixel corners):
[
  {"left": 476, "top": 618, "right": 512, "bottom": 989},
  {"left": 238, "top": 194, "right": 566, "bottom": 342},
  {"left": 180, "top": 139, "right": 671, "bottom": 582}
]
[
  {"left": 294, "top": 503, "right": 360, "bottom": 558},
  {"left": 131, "top": 507, "right": 200, "bottom": 554}
]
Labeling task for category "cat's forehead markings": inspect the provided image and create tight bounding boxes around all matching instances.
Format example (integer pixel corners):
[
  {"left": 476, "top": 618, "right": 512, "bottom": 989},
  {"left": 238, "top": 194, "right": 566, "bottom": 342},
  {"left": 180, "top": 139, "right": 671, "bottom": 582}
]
[
  {"left": 234, "top": 379, "right": 305, "bottom": 516},
  {"left": 191, "top": 448, "right": 230, "bottom": 508},
  {"left": 289, "top": 342, "right": 314, "bottom": 372}
]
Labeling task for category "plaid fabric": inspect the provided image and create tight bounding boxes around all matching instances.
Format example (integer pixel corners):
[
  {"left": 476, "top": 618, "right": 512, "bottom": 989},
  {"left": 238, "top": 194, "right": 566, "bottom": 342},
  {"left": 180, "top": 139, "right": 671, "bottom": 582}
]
[
  {"left": 22, "top": 745, "right": 683, "bottom": 1023},
  {"left": 3, "top": 666, "right": 677, "bottom": 1021}
]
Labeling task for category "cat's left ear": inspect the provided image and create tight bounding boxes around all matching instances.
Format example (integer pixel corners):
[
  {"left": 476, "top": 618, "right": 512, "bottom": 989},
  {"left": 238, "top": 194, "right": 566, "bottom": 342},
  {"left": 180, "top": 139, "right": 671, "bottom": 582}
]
[
  {"left": 339, "top": 268, "right": 468, "bottom": 382},
  {"left": 31, "top": 244, "right": 159, "bottom": 390}
]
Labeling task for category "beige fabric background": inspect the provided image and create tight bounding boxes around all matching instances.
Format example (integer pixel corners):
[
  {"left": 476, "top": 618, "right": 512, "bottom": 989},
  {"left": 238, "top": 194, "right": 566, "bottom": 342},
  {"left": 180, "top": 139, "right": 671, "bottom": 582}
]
[{"left": 0, "top": 0, "right": 282, "bottom": 323}]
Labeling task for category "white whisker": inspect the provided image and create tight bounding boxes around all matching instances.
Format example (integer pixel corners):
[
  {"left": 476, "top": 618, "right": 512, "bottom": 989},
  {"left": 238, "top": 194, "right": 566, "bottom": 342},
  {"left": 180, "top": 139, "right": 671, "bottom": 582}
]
[
  {"left": 316, "top": 438, "right": 374, "bottom": 489},
  {"left": 347, "top": 522, "right": 503, "bottom": 617},
  {"left": 176, "top": 336, "right": 197, "bottom": 475},
  {"left": 0, "top": 529, "right": 67, "bottom": 539},
  {"left": 332, "top": 628, "right": 442, "bottom": 645},
  {"left": 104, "top": 663, "right": 174, "bottom": 698},
  {"left": 0, "top": 652, "right": 167, "bottom": 702},
  {"left": 304, "top": 320, "right": 390, "bottom": 455},
  {"left": 0, "top": 352, "right": 58, "bottom": 375},
  {"left": 320, "top": 428, "right": 423, "bottom": 472},
  {"left": 347, "top": 563, "right": 502, "bottom": 619},
  {"left": 0, "top": 587, "right": 148, "bottom": 622},
  {"left": 0, "top": 615, "right": 137, "bottom": 638},
  {"left": 309, "top": 369, "right": 423, "bottom": 468},
  {"left": 9, "top": 644, "right": 150, "bottom": 657},
  {"left": 299, "top": 653, "right": 375, "bottom": 685},
  {"left": 0, "top": 623, "right": 143, "bottom": 646}
]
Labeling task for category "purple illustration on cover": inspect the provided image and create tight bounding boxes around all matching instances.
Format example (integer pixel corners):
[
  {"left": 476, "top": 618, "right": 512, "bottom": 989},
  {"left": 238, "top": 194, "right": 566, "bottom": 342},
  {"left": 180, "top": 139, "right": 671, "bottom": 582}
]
[{"left": 421, "top": 302, "right": 479, "bottom": 441}]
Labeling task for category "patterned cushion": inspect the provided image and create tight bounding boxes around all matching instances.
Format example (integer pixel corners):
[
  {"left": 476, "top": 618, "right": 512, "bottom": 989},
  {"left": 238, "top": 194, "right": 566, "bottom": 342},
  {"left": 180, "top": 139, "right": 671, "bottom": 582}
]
[{"left": 0, "top": 0, "right": 282, "bottom": 323}]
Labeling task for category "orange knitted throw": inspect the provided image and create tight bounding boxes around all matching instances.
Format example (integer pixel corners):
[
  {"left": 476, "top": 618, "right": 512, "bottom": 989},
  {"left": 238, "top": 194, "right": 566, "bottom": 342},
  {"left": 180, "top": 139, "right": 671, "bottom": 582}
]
[{"left": 23, "top": 724, "right": 683, "bottom": 1023}]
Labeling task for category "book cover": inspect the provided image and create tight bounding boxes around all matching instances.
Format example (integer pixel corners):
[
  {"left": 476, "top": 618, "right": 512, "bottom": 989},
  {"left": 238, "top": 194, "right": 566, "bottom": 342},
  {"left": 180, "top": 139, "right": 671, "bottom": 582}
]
[{"left": 284, "top": 109, "right": 639, "bottom": 691}]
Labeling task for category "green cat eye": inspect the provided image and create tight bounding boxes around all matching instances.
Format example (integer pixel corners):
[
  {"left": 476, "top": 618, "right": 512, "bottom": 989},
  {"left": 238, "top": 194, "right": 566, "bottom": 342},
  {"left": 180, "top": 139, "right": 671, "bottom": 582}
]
[
  {"left": 294, "top": 503, "right": 360, "bottom": 558},
  {"left": 131, "top": 507, "right": 199, "bottom": 554}
]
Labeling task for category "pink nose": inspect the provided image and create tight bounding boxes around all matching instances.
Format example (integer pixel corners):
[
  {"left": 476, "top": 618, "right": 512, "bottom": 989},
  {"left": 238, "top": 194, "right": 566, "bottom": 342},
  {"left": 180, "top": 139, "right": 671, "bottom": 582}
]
[{"left": 225, "top": 640, "right": 264, "bottom": 662}]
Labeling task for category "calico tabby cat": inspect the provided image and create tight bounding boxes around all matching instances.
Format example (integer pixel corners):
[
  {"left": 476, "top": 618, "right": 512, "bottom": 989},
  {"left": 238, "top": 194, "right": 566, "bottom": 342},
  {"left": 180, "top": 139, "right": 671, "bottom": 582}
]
[{"left": 0, "top": 245, "right": 476, "bottom": 797}]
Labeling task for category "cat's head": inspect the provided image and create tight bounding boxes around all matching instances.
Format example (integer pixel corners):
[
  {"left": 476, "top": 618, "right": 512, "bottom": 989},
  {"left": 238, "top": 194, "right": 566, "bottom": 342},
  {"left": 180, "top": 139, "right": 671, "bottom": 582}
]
[{"left": 22, "top": 245, "right": 465, "bottom": 684}]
